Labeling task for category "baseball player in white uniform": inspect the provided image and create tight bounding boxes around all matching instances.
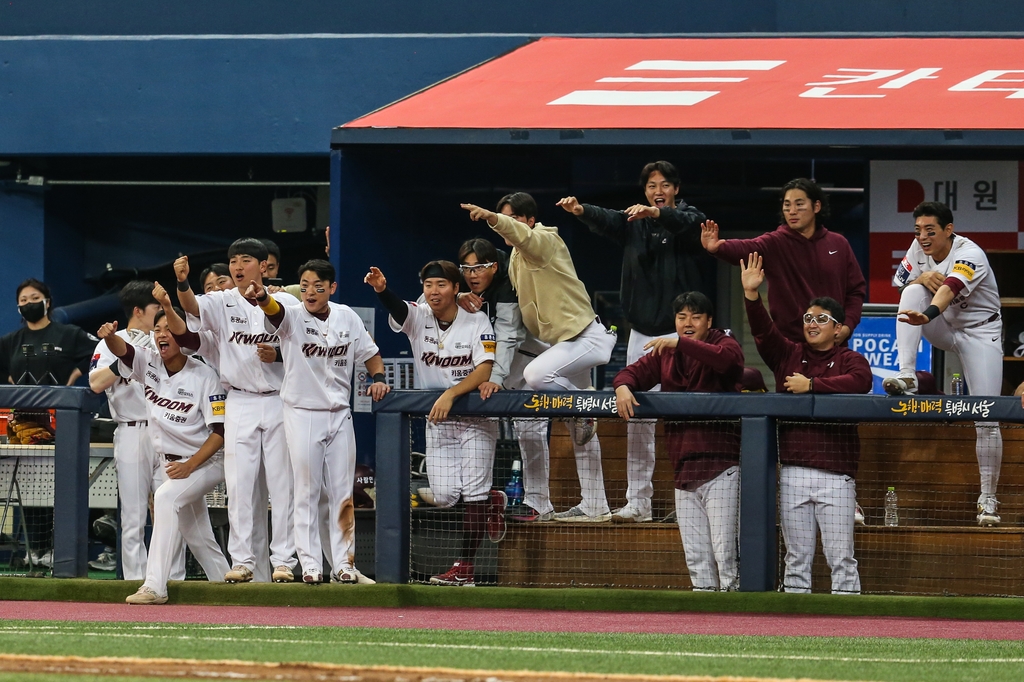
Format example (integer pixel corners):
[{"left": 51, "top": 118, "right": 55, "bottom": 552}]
[
  {"left": 883, "top": 201, "right": 1004, "bottom": 525},
  {"left": 249, "top": 259, "right": 389, "bottom": 584},
  {"left": 97, "top": 311, "right": 231, "bottom": 605},
  {"left": 88, "top": 281, "right": 186, "bottom": 581},
  {"left": 366, "top": 260, "right": 503, "bottom": 587},
  {"left": 174, "top": 238, "right": 298, "bottom": 583}
]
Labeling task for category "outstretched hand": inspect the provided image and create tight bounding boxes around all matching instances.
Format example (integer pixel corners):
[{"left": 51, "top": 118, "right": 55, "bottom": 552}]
[
  {"left": 740, "top": 252, "right": 765, "bottom": 298},
  {"left": 556, "top": 196, "right": 584, "bottom": 216},
  {"left": 152, "top": 282, "right": 171, "bottom": 308},
  {"left": 364, "top": 267, "right": 387, "bottom": 293},
  {"left": 897, "top": 310, "right": 931, "bottom": 326},
  {"left": 242, "top": 279, "right": 266, "bottom": 306},
  {"left": 644, "top": 336, "right": 678, "bottom": 356},
  {"left": 173, "top": 256, "right": 190, "bottom": 283},
  {"left": 461, "top": 203, "right": 497, "bottom": 225},
  {"left": 701, "top": 220, "right": 723, "bottom": 253},
  {"left": 625, "top": 204, "right": 658, "bottom": 222},
  {"left": 97, "top": 321, "right": 118, "bottom": 340}
]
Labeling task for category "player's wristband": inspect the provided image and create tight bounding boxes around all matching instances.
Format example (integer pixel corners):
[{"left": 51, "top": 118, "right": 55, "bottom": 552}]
[
  {"left": 923, "top": 305, "right": 941, "bottom": 321},
  {"left": 274, "top": 347, "right": 283, "bottom": 363},
  {"left": 107, "top": 361, "right": 122, "bottom": 378},
  {"left": 255, "top": 290, "right": 268, "bottom": 302},
  {"left": 176, "top": 280, "right": 190, "bottom": 292},
  {"left": 808, "top": 377, "right": 814, "bottom": 393},
  {"left": 372, "top": 373, "right": 387, "bottom": 384},
  {"left": 258, "top": 295, "right": 280, "bottom": 316}
]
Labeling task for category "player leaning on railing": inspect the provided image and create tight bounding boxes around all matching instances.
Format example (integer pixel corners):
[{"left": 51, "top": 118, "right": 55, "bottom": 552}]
[
  {"left": 364, "top": 261, "right": 504, "bottom": 587},
  {"left": 883, "top": 201, "right": 1004, "bottom": 526},
  {"left": 612, "top": 291, "right": 744, "bottom": 591},
  {"left": 741, "top": 252, "right": 872, "bottom": 595},
  {"left": 462, "top": 194, "right": 617, "bottom": 523},
  {"left": 97, "top": 302, "right": 230, "bottom": 605}
]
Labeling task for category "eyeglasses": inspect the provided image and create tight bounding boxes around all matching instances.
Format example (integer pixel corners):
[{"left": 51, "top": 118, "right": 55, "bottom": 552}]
[
  {"left": 803, "top": 312, "right": 839, "bottom": 325},
  {"left": 458, "top": 263, "right": 495, "bottom": 274}
]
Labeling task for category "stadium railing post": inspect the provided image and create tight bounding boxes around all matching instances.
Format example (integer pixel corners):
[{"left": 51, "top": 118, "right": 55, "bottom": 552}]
[
  {"left": 739, "top": 415, "right": 778, "bottom": 592},
  {"left": 53, "top": 407, "right": 92, "bottom": 578},
  {"left": 374, "top": 409, "right": 410, "bottom": 583}
]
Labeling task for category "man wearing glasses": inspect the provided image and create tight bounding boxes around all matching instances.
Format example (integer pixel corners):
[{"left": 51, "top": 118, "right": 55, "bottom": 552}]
[
  {"left": 701, "top": 178, "right": 865, "bottom": 345},
  {"left": 742, "top": 253, "right": 872, "bottom": 594},
  {"left": 455, "top": 239, "right": 555, "bottom": 522}
]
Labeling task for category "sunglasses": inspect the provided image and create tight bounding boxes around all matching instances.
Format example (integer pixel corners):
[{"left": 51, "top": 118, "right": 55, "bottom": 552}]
[
  {"left": 803, "top": 312, "right": 839, "bottom": 326},
  {"left": 458, "top": 262, "right": 495, "bottom": 274}
]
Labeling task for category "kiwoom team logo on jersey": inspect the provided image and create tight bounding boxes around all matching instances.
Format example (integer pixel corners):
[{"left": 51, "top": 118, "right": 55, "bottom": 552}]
[
  {"left": 227, "top": 331, "right": 280, "bottom": 345},
  {"left": 301, "top": 343, "right": 349, "bottom": 359},
  {"left": 145, "top": 386, "right": 194, "bottom": 413},
  {"left": 420, "top": 351, "right": 472, "bottom": 368},
  {"left": 952, "top": 260, "right": 976, "bottom": 280}
]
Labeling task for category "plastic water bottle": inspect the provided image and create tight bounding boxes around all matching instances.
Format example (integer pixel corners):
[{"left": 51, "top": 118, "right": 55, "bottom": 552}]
[
  {"left": 505, "top": 460, "right": 524, "bottom": 506},
  {"left": 884, "top": 487, "right": 899, "bottom": 527},
  {"left": 950, "top": 373, "right": 965, "bottom": 396}
]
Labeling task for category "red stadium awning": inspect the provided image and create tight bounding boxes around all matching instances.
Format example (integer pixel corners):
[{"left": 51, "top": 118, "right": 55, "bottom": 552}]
[{"left": 336, "top": 37, "right": 1024, "bottom": 146}]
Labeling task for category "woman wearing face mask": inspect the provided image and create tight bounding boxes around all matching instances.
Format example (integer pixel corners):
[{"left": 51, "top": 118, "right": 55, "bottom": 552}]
[{"left": 0, "top": 279, "right": 97, "bottom": 386}]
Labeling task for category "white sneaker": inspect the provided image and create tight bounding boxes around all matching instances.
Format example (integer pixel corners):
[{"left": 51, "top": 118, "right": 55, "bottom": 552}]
[
  {"left": 225, "top": 565, "right": 254, "bottom": 583},
  {"left": 883, "top": 371, "right": 917, "bottom": 396},
  {"left": 552, "top": 504, "right": 611, "bottom": 523},
  {"left": 334, "top": 567, "right": 376, "bottom": 584},
  {"left": 272, "top": 565, "right": 295, "bottom": 583},
  {"left": 126, "top": 586, "right": 167, "bottom": 605},
  {"left": 854, "top": 503, "right": 866, "bottom": 526},
  {"left": 89, "top": 551, "right": 117, "bottom": 571},
  {"left": 302, "top": 569, "right": 323, "bottom": 584},
  {"left": 570, "top": 417, "right": 597, "bottom": 446},
  {"left": 611, "top": 505, "right": 653, "bottom": 524},
  {"left": 977, "top": 494, "right": 1001, "bottom": 526}
]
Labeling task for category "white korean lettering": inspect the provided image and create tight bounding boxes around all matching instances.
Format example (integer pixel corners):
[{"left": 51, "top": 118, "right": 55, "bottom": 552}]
[{"left": 949, "top": 70, "right": 1024, "bottom": 98}]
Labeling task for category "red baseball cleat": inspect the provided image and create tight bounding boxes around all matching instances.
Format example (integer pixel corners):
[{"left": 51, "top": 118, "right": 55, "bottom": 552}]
[{"left": 429, "top": 561, "right": 475, "bottom": 586}]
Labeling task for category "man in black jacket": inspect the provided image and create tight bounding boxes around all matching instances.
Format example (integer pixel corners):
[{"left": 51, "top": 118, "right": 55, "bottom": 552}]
[{"left": 557, "top": 161, "right": 712, "bottom": 523}]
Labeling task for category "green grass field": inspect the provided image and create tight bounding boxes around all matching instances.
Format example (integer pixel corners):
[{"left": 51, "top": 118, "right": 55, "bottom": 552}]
[{"left": 1, "top": 619, "right": 1023, "bottom": 682}]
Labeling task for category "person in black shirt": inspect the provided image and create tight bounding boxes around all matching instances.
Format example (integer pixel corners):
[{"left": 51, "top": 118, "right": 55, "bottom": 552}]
[
  {"left": 0, "top": 278, "right": 97, "bottom": 569},
  {"left": 557, "top": 161, "right": 711, "bottom": 523},
  {"left": 0, "top": 279, "right": 96, "bottom": 386}
]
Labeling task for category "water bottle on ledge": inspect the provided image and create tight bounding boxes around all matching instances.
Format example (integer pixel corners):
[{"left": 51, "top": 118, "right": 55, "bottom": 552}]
[
  {"left": 505, "top": 460, "right": 524, "bottom": 507},
  {"left": 950, "top": 373, "right": 965, "bottom": 396},
  {"left": 884, "top": 487, "right": 899, "bottom": 527}
]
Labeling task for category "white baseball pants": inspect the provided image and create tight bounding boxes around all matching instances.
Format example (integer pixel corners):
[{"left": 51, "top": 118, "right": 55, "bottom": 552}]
[
  {"left": 506, "top": 340, "right": 554, "bottom": 515},
  {"left": 675, "top": 466, "right": 740, "bottom": 591},
  {"left": 143, "top": 455, "right": 230, "bottom": 598},
  {"left": 223, "top": 390, "right": 296, "bottom": 573},
  {"left": 624, "top": 329, "right": 675, "bottom": 516},
  {"left": 779, "top": 465, "right": 860, "bottom": 595},
  {"left": 425, "top": 418, "right": 498, "bottom": 506},
  {"left": 521, "top": 320, "right": 614, "bottom": 517},
  {"left": 896, "top": 283, "right": 1003, "bottom": 494},
  {"left": 285, "top": 405, "right": 358, "bottom": 575},
  {"left": 114, "top": 422, "right": 185, "bottom": 581}
]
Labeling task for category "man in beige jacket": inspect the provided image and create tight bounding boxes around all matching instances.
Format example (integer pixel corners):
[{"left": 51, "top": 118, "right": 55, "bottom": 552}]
[{"left": 462, "top": 193, "right": 615, "bottom": 522}]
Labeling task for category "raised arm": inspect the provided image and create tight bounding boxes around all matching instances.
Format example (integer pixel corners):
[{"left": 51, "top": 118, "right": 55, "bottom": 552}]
[
  {"left": 364, "top": 266, "right": 410, "bottom": 326},
  {"left": 741, "top": 252, "right": 793, "bottom": 371},
  {"left": 173, "top": 256, "right": 200, "bottom": 318}
]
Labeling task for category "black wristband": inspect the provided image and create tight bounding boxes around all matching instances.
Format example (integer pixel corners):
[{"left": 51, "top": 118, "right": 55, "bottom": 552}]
[
  {"left": 274, "top": 347, "right": 283, "bottom": 363},
  {"left": 176, "top": 280, "right": 190, "bottom": 292},
  {"left": 372, "top": 373, "right": 387, "bottom": 384},
  {"left": 107, "top": 361, "right": 121, "bottom": 378},
  {"left": 923, "top": 304, "right": 941, "bottom": 321},
  {"left": 255, "top": 291, "right": 268, "bottom": 302}
]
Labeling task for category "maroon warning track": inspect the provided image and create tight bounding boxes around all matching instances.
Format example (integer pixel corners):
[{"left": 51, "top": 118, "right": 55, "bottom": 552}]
[{"left": 1, "top": 601, "right": 1020, "bottom": 640}]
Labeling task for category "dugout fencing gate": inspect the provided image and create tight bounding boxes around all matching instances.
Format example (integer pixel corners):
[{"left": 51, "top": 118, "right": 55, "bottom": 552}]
[{"left": 375, "top": 391, "right": 1024, "bottom": 595}]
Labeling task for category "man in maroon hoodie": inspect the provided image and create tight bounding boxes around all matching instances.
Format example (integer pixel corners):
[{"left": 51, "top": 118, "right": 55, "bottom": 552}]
[
  {"left": 613, "top": 292, "right": 744, "bottom": 591},
  {"left": 742, "top": 253, "right": 872, "bottom": 595},
  {"left": 701, "top": 178, "right": 866, "bottom": 345}
]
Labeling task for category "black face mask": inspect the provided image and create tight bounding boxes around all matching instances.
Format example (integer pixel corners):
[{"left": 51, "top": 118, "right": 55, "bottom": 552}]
[{"left": 18, "top": 301, "right": 47, "bottom": 323}]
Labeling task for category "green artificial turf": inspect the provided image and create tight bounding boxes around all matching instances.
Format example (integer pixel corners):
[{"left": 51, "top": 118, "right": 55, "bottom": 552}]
[
  {"left": 0, "top": 620, "right": 1022, "bottom": 682},
  {"left": 2, "top": 576, "right": 1024, "bottom": 621}
]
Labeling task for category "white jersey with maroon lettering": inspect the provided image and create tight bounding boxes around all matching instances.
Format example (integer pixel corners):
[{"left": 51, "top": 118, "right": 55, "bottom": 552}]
[
  {"left": 893, "top": 234, "right": 1000, "bottom": 329},
  {"left": 389, "top": 302, "right": 495, "bottom": 389},
  {"left": 90, "top": 328, "right": 154, "bottom": 423},
  {"left": 187, "top": 287, "right": 298, "bottom": 392},
  {"left": 270, "top": 302, "right": 379, "bottom": 411},
  {"left": 119, "top": 346, "right": 226, "bottom": 457}
]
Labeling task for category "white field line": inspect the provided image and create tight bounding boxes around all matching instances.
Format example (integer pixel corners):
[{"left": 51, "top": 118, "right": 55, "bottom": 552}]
[{"left": 0, "top": 625, "right": 1021, "bottom": 665}]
